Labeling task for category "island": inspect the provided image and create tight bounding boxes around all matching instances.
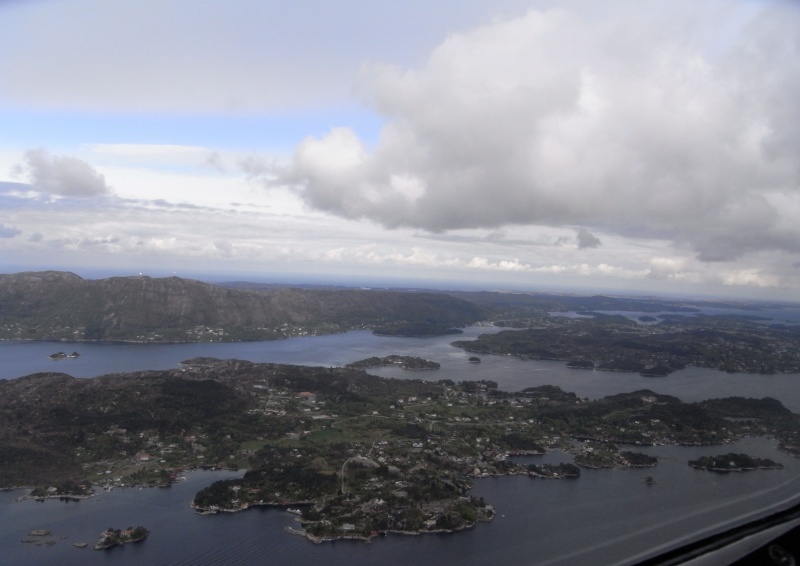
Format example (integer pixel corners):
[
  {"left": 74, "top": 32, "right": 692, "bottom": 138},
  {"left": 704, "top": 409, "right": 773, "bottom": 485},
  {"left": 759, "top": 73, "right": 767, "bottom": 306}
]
[
  {"left": 2, "top": 358, "right": 799, "bottom": 543},
  {"left": 20, "top": 529, "right": 57, "bottom": 546},
  {"left": 48, "top": 351, "right": 79, "bottom": 360},
  {"left": 688, "top": 453, "right": 784, "bottom": 472},
  {"left": 346, "top": 355, "right": 441, "bottom": 370},
  {"left": 94, "top": 526, "right": 150, "bottom": 550}
]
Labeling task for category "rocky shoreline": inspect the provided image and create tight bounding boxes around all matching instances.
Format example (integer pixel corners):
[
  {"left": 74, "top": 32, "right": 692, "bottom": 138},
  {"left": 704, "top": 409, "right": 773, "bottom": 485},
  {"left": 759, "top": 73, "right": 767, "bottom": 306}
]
[
  {"left": 93, "top": 527, "right": 149, "bottom": 550},
  {"left": 285, "top": 510, "right": 496, "bottom": 544}
]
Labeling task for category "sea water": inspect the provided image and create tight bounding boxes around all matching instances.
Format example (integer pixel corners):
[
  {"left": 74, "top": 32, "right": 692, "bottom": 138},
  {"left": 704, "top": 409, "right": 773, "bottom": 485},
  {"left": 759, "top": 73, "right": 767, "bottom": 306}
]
[{"left": 2, "top": 327, "right": 800, "bottom": 565}]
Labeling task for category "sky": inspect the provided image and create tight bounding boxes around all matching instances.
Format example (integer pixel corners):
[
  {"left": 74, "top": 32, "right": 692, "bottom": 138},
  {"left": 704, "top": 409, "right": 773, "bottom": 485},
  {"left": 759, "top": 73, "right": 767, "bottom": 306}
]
[{"left": 1, "top": 0, "right": 799, "bottom": 300}]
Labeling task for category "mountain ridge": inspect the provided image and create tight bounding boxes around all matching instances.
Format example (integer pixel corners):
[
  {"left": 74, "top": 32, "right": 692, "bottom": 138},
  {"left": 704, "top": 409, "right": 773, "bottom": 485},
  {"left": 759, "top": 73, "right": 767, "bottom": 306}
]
[{"left": 0, "top": 271, "right": 487, "bottom": 342}]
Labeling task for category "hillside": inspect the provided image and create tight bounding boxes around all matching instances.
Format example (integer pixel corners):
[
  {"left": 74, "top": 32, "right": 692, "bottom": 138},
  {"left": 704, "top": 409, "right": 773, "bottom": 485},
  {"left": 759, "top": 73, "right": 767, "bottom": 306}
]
[{"left": 0, "top": 271, "right": 486, "bottom": 342}]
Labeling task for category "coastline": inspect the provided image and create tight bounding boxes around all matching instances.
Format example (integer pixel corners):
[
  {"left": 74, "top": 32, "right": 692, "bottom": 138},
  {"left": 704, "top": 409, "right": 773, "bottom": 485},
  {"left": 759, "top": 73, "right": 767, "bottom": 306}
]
[
  {"left": 284, "top": 510, "right": 495, "bottom": 544},
  {"left": 688, "top": 463, "right": 784, "bottom": 472}
]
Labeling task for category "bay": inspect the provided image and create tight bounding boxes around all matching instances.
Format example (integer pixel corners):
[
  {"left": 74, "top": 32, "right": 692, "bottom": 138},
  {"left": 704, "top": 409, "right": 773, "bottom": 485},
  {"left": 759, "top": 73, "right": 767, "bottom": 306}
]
[{"left": 2, "top": 327, "right": 800, "bottom": 565}]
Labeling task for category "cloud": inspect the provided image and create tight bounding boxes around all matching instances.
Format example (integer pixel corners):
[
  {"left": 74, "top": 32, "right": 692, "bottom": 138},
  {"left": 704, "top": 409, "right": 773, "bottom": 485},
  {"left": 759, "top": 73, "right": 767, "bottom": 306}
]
[
  {"left": 240, "top": 155, "right": 273, "bottom": 180},
  {"left": 718, "top": 268, "right": 781, "bottom": 289},
  {"left": 11, "top": 149, "right": 111, "bottom": 197},
  {"left": 80, "top": 235, "right": 121, "bottom": 247},
  {"left": 270, "top": 2, "right": 800, "bottom": 263},
  {"left": 0, "top": 224, "right": 21, "bottom": 238},
  {"left": 576, "top": 228, "right": 601, "bottom": 249},
  {"left": 204, "top": 151, "right": 227, "bottom": 172},
  {"left": 647, "top": 257, "right": 688, "bottom": 280},
  {"left": 214, "top": 240, "right": 234, "bottom": 257},
  {"left": 0, "top": 0, "right": 537, "bottom": 113},
  {"left": 89, "top": 144, "right": 228, "bottom": 171}
]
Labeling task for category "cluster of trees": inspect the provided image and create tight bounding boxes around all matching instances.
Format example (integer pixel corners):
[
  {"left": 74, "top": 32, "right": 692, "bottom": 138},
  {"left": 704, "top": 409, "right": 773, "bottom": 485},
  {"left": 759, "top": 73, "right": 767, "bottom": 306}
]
[
  {"left": 194, "top": 457, "right": 339, "bottom": 510},
  {"left": 502, "top": 432, "right": 546, "bottom": 452},
  {"left": 620, "top": 451, "right": 658, "bottom": 467}
]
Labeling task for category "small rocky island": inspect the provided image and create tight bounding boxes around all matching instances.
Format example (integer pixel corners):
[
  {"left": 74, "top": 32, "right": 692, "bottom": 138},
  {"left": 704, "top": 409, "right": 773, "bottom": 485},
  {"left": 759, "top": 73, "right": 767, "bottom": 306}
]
[
  {"left": 20, "top": 529, "right": 57, "bottom": 546},
  {"left": 346, "top": 355, "right": 441, "bottom": 370},
  {"left": 48, "top": 351, "right": 80, "bottom": 360},
  {"left": 688, "top": 453, "right": 784, "bottom": 472},
  {"left": 94, "top": 526, "right": 149, "bottom": 550}
]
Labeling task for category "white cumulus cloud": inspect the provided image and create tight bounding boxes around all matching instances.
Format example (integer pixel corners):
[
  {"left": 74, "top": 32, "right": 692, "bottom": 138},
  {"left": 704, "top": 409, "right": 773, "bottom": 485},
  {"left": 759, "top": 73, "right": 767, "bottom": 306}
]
[
  {"left": 271, "top": 2, "right": 800, "bottom": 263},
  {"left": 11, "top": 149, "right": 111, "bottom": 197}
]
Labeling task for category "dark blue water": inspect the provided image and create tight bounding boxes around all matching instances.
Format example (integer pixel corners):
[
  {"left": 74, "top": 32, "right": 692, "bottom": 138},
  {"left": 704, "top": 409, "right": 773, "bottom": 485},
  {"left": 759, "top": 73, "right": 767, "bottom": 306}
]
[
  {"left": 5, "top": 327, "right": 800, "bottom": 411},
  {"left": 2, "top": 438, "right": 797, "bottom": 566},
  {"left": 3, "top": 328, "right": 800, "bottom": 565},
  {"left": 0, "top": 327, "right": 500, "bottom": 381}
]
